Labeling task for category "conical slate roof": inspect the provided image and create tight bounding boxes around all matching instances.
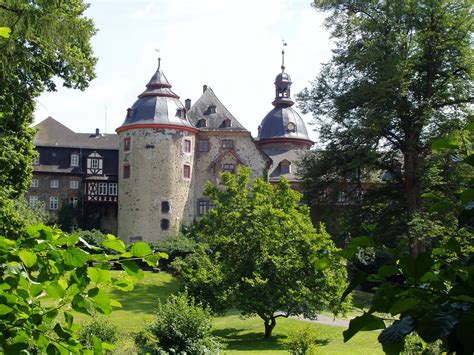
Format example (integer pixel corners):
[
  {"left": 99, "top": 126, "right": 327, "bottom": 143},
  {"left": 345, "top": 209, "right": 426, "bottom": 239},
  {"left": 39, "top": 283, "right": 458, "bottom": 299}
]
[
  {"left": 188, "top": 86, "right": 246, "bottom": 131},
  {"left": 118, "top": 64, "right": 194, "bottom": 130}
]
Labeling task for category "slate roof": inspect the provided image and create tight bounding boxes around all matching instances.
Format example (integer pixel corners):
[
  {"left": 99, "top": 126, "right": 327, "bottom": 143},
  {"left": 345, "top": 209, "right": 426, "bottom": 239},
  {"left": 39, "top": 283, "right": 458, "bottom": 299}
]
[
  {"left": 258, "top": 106, "right": 311, "bottom": 142},
  {"left": 264, "top": 148, "right": 307, "bottom": 182},
  {"left": 188, "top": 87, "right": 247, "bottom": 131},
  {"left": 34, "top": 117, "right": 119, "bottom": 150},
  {"left": 118, "top": 66, "right": 194, "bottom": 130}
]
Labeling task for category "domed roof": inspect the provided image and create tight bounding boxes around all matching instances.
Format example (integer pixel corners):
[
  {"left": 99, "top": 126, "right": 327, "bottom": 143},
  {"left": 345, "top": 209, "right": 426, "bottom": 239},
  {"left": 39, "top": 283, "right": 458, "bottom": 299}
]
[
  {"left": 117, "top": 64, "right": 195, "bottom": 130},
  {"left": 258, "top": 106, "right": 310, "bottom": 142},
  {"left": 275, "top": 72, "right": 292, "bottom": 84}
]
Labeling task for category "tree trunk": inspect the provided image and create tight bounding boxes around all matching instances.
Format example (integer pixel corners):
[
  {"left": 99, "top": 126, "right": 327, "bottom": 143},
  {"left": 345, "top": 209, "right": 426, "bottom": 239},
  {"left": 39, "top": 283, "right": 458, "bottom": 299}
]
[{"left": 263, "top": 317, "right": 276, "bottom": 339}]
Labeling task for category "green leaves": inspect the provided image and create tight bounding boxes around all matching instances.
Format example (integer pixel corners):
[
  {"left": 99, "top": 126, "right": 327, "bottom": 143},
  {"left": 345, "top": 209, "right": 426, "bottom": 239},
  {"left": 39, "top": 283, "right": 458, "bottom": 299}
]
[
  {"left": 131, "top": 242, "right": 153, "bottom": 257},
  {"left": 64, "top": 247, "right": 89, "bottom": 267},
  {"left": 121, "top": 260, "right": 144, "bottom": 279},
  {"left": 0, "top": 27, "right": 11, "bottom": 38},
  {"left": 102, "top": 236, "right": 126, "bottom": 253},
  {"left": 417, "top": 312, "right": 459, "bottom": 343},
  {"left": 378, "top": 316, "right": 414, "bottom": 354},
  {"left": 18, "top": 250, "right": 37, "bottom": 268},
  {"left": 343, "top": 313, "right": 386, "bottom": 342}
]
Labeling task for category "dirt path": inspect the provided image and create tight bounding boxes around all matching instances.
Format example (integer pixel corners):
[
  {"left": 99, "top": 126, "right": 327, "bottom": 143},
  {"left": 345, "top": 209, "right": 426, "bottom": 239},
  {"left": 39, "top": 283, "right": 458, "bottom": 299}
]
[{"left": 293, "top": 314, "right": 350, "bottom": 327}]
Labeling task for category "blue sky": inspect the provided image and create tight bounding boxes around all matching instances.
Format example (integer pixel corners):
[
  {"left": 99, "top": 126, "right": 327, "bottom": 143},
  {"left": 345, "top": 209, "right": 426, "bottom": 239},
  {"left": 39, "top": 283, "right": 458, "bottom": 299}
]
[{"left": 34, "top": 0, "right": 333, "bottom": 143}]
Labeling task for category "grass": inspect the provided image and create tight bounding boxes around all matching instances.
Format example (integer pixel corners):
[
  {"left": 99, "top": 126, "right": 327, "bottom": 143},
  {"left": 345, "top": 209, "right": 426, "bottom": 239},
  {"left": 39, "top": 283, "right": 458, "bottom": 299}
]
[{"left": 74, "top": 271, "right": 382, "bottom": 354}]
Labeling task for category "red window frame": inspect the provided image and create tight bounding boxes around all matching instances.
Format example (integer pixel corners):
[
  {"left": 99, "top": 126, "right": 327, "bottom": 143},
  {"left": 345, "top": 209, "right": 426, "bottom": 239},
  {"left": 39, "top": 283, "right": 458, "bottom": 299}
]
[{"left": 183, "top": 164, "right": 191, "bottom": 179}]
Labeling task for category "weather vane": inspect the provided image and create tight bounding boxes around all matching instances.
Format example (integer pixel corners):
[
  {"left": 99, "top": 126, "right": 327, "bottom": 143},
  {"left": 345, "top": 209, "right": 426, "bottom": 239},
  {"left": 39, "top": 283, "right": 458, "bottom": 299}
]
[
  {"left": 281, "top": 40, "right": 287, "bottom": 72},
  {"left": 155, "top": 49, "right": 161, "bottom": 69}
]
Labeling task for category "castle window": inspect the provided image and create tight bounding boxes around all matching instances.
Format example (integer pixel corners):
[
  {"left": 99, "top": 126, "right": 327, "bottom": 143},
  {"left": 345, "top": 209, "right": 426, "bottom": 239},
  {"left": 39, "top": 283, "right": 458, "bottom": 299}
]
[
  {"left": 29, "top": 195, "right": 38, "bottom": 208},
  {"left": 70, "top": 180, "right": 79, "bottom": 189},
  {"left": 280, "top": 161, "right": 291, "bottom": 174},
  {"left": 183, "top": 164, "right": 191, "bottom": 179},
  {"left": 123, "top": 164, "right": 131, "bottom": 179},
  {"left": 49, "top": 196, "right": 58, "bottom": 210},
  {"left": 124, "top": 137, "right": 131, "bottom": 151},
  {"left": 221, "top": 139, "right": 233, "bottom": 149},
  {"left": 338, "top": 191, "right": 348, "bottom": 204},
  {"left": 126, "top": 108, "right": 134, "bottom": 118},
  {"left": 198, "top": 200, "right": 215, "bottom": 216},
  {"left": 223, "top": 118, "right": 231, "bottom": 128},
  {"left": 109, "top": 183, "right": 118, "bottom": 196},
  {"left": 176, "top": 108, "right": 186, "bottom": 119},
  {"left": 161, "top": 219, "right": 170, "bottom": 230},
  {"left": 31, "top": 179, "right": 39, "bottom": 188},
  {"left": 91, "top": 159, "right": 99, "bottom": 169},
  {"left": 98, "top": 183, "right": 107, "bottom": 195},
  {"left": 183, "top": 139, "right": 192, "bottom": 153},
  {"left": 223, "top": 163, "right": 236, "bottom": 174},
  {"left": 70, "top": 154, "right": 79, "bottom": 167},
  {"left": 50, "top": 180, "right": 59, "bottom": 188},
  {"left": 161, "top": 201, "right": 170, "bottom": 213},
  {"left": 197, "top": 118, "right": 207, "bottom": 128},
  {"left": 197, "top": 139, "right": 209, "bottom": 152},
  {"left": 69, "top": 197, "right": 78, "bottom": 207},
  {"left": 87, "top": 152, "right": 103, "bottom": 175}
]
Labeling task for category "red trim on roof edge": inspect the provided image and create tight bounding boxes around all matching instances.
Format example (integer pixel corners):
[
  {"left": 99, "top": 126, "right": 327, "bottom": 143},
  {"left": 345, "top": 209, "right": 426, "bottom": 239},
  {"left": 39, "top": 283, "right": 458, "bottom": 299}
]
[
  {"left": 257, "top": 137, "right": 314, "bottom": 147},
  {"left": 116, "top": 123, "right": 198, "bottom": 134}
]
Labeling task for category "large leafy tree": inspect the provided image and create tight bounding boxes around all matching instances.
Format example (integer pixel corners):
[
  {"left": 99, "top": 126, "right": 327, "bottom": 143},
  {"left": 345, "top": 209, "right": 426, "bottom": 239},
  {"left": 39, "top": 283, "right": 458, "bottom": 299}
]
[
  {"left": 0, "top": 0, "right": 96, "bottom": 237},
  {"left": 298, "top": 0, "right": 473, "bottom": 255},
  {"left": 173, "top": 168, "right": 349, "bottom": 338}
]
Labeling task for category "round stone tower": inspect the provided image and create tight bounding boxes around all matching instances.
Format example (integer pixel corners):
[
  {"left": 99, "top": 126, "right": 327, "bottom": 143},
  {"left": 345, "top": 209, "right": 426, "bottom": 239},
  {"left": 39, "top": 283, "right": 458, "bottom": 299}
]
[{"left": 116, "top": 60, "right": 197, "bottom": 243}]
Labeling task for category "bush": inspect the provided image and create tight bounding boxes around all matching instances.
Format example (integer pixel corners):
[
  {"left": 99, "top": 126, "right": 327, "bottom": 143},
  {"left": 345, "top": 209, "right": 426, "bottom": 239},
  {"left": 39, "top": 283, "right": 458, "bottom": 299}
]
[
  {"left": 135, "top": 292, "right": 221, "bottom": 354},
  {"left": 78, "top": 316, "right": 118, "bottom": 350},
  {"left": 401, "top": 332, "right": 444, "bottom": 355},
  {"left": 287, "top": 327, "right": 318, "bottom": 355}
]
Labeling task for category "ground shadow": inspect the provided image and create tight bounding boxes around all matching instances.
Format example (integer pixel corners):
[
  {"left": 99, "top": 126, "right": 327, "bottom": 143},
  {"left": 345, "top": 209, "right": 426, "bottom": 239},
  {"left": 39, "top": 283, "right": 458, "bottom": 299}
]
[{"left": 213, "top": 328, "right": 288, "bottom": 352}]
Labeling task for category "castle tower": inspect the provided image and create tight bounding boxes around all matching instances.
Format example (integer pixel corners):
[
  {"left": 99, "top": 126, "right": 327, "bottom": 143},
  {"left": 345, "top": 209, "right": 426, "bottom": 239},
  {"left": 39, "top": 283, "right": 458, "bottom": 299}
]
[
  {"left": 116, "top": 60, "right": 197, "bottom": 243},
  {"left": 257, "top": 47, "right": 313, "bottom": 185}
]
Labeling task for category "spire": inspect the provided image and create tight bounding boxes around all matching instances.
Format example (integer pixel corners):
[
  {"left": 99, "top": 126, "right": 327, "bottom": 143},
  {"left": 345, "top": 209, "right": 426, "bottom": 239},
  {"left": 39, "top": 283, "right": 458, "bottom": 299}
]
[
  {"left": 155, "top": 49, "right": 161, "bottom": 70},
  {"left": 281, "top": 40, "right": 287, "bottom": 72}
]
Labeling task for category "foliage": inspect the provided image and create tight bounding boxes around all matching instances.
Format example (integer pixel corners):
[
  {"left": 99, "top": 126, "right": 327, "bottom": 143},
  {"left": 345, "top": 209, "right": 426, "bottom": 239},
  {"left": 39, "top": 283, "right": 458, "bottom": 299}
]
[
  {"left": 75, "top": 229, "right": 108, "bottom": 247},
  {"left": 0, "top": 0, "right": 97, "bottom": 236},
  {"left": 134, "top": 292, "right": 221, "bottom": 354},
  {"left": 78, "top": 316, "right": 118, "bottom": 351},
  {"left": 0, "top": 224, "right": 163, "bottom": 353},
  {"left": 287, "top": 326, "right": 318, "bottom": 355},
  {"left": 58, "top": 201, "right": 81, "bottom": 232},
  {"left": 174, "top": 168, "right": 349, "bottom": 338},
  {"left": 401, "top": 332, "right": 443, "bottom": 355},
  {"left": 341, "top": 127, "right": 474, "bottom": 353},
  {"left": 152, "top": 233, "right": 197, "bottom": 269},
  {"left": 298, "top": 0, "right": 473, "bottom": 255}
]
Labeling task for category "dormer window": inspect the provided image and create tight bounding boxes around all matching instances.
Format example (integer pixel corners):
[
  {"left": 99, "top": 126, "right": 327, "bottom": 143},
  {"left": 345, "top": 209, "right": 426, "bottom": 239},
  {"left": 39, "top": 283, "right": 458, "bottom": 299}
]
[
  {"left": 126, "top": 108, "right": 134, "bottom": 119},
  {"left": 87, "top": 152, "right": 103, "bottom": 175},
  {"left": 208, "top": 105, "right": 216, "bottom": 114},
  {"left": 286, "top": 122, "right": 296, "bottom": 132},
  {"left": 177, "top": 108, "right": 186, "bottom": 119},
  {"left": 280, "top": 160, "right": 291, "bottom": 174},
  {"left": 223, "top": 118, "right": 231, "bottom": 128},
  {"left": 197, "top": 118, "right": 207, "bottom": 128}
]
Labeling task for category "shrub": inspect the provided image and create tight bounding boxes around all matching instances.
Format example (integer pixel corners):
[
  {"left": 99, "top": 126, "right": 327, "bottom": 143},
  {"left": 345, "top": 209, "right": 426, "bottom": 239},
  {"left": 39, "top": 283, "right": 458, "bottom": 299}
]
[
  {"left": 287, "top": 327, "right": 318, "bottom": 355},
  {"left": 401, "top": 332, "right": 444, "bottom": 355},
  {"left": 135, "top": 292, "right": 221, "bottom": 354},
  {"left": 78, "top": 316, "right": 118, "bottom": 350}
]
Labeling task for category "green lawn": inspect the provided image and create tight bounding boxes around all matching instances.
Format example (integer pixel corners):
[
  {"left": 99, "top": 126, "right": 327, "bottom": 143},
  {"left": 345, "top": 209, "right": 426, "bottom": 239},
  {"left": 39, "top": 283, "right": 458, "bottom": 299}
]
[{"left": 76, "top": 271, "right": 382, "bottom": 354}]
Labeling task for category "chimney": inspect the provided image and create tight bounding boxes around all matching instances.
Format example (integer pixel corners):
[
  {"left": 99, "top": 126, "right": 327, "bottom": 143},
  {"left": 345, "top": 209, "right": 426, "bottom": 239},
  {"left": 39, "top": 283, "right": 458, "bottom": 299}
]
[
  {"left": 203, "top": 85, "right": 208, "bottom": 93},
  {"left": 95, "top": 128, "right": 100, "bottom": 137},
  {"left": 185, "top": 99, "right": 191, "bottom": 110}
]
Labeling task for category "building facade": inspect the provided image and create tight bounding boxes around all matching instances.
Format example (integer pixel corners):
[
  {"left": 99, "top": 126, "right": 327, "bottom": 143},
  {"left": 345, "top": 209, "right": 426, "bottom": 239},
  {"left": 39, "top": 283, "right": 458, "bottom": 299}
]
[{"left": 30, "top": 56, "right": 313, "bottom": 242}]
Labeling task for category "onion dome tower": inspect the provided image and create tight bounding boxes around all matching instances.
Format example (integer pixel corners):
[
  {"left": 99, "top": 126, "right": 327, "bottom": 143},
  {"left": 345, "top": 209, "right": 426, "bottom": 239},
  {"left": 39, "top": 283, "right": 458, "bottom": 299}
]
[
  {"left": 257, "top": 47, "right": 313, "bottom": 149},
  {"left": 116, "top": 58, "right": 197, "bottom": 243}
]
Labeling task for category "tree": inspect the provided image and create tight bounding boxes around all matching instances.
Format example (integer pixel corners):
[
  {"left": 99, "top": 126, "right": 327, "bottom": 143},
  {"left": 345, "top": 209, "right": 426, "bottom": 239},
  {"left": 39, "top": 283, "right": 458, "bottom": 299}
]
[
  {"left": 298, "top": 0, "right": 473, "bottom": 255},
  {"left": 340, "top": 124, "right": 474, "bottom": 353},
  {"left": 173, "top": 168, "right": 349, "bottom": 338},
  {"left": 0, "top": 1, "right": 96, "bottom": 237}
]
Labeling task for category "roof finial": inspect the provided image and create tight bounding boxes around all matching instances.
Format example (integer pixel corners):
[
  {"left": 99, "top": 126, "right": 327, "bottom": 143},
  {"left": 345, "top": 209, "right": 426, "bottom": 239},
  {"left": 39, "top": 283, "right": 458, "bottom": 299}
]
[
  {"left": 281, "top": 40, "right": 287, "bottom": 72},
  {"left": 155, "top": 48, "right": 161, "bottom": 70}
]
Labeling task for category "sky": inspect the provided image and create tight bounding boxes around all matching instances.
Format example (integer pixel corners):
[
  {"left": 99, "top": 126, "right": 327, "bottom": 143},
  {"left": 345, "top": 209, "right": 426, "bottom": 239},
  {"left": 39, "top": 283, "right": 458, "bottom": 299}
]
[{"left": 33, "top": 0, "right": 333, "bottom": 142}]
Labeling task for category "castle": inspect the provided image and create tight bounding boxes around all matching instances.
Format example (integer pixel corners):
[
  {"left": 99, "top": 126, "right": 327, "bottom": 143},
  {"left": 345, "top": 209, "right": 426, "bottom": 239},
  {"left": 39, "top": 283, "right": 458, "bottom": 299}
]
[{"left": 29, "top": 54, "right": 313, "bottom": 243}]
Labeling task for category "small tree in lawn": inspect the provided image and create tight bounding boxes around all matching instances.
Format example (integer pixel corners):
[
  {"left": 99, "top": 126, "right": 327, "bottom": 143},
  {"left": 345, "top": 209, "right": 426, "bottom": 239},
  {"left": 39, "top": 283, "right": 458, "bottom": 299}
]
[{"left": 174, "top": 168, "right": 349, "bottom": 338}]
